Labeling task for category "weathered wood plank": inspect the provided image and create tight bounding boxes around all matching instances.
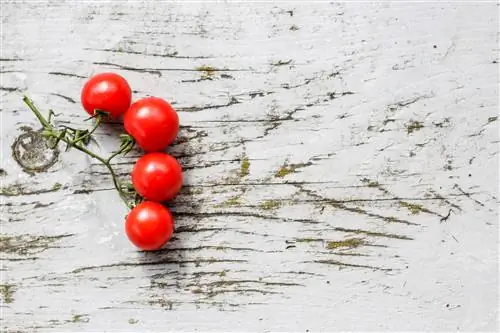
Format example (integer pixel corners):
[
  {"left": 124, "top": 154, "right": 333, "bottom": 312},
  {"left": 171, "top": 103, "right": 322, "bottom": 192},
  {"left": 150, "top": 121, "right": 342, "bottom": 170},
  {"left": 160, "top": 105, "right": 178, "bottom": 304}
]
[{"left": 1, "top": 1, "right": 498, "bottom": 331}]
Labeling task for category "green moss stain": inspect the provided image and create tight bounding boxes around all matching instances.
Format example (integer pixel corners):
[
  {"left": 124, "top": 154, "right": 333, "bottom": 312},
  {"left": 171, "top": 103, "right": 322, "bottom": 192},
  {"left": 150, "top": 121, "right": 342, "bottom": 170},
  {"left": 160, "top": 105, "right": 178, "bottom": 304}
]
[
  {"left": 216, "top": 196, "right": 241, "bottom": 208},
  {"left": 223, "top": 155, "right": 250, "bottom": 183},
  {"left": 275, "top": 162, "right": 312, "bottom": 178},
  {"left": 196, "top": 65, "right": 217, "bottom": 78},
  {"left": 275, "top": 165, "right": 292, "bottom": 178},
  {"left": 326, "top": 238, "right": 363, "bottom": 250},
  {"left": 406, "top": 120, "right": 424, "bottom": 134},
  {"left": 399, "top": 201, "right": 436, "bottom": 215},
  {"left": 0, "top": 283, "right": 15, "bottom": 304},
  {"left": 260, "top": 200, "right": 282, "bottom": 210},
  {"left": 360, "top": 178, "right": 380, "bottom": 188},
  {"left": 226, "top": 197, "right": 241, "bottom": 206},
  {"left": 399, "top": 201, "right": 425, "bottom": 214},
  {"left": 70, "top": 313, "right": 89, "bottom": 323},
  {"left": 219, "top": 270, "right": 227, "bottom": 277},
  {"left": 0, "top": 184, "right": 22, "bottom": 196},
  {"left": 128, "top": 318, "right": 139, "bottom": 324},
  {"left": 240, "top": 156, "right": 250, "bottom": 177},
  {"left": 1, "top": 182, "right": 63, "bottom": 197},
  {"left": 335, "top": 227, "right": 413, "bottom": 240},
  {"left": 0, "top": 234, "right": 73, "bottom": 256}
]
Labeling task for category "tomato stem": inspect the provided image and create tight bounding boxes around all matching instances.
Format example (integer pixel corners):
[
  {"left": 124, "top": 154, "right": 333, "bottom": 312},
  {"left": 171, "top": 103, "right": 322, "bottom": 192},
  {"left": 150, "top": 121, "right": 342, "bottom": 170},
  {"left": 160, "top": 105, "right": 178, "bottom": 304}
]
[
  {"left": 23, "top": 95, "right": 136, "bottom": 209},
  {"left": 77, "top": 115, "right": 101, "bottom": 144}
]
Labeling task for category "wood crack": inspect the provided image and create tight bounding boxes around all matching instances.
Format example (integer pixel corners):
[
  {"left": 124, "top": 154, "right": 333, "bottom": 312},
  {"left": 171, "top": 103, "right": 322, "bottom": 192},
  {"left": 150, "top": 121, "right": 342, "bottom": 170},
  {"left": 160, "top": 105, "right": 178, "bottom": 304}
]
[
  {"left": 72, "top": 258, "right": 248, "bottom": 273},
  {"left": 313, "top": 260, "right": 393, "bottom": 271},
  {"left": 85, "top": 48, "right": 213, "bottom": 59}
]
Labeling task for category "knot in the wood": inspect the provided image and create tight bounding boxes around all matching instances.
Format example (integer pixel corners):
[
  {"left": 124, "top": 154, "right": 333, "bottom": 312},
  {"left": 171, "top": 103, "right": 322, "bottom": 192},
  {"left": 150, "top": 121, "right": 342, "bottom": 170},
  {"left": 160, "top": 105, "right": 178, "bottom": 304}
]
[{"left": 12, "top": 127, "right": 59, "bottom": 174}]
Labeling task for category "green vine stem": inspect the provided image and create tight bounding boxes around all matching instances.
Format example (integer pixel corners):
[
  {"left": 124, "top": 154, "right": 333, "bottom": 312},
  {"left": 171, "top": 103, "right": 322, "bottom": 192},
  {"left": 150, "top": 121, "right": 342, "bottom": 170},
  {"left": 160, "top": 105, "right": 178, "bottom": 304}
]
[{"left": 23, "top": 95, "right": 136, "bottom": 209}]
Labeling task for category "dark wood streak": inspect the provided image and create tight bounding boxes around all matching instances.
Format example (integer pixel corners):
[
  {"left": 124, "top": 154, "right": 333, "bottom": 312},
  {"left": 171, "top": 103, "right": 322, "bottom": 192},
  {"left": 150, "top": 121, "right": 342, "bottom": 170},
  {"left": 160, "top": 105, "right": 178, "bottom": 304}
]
[
  {"left": 174, "top": 211, "right": 322, "bottom": 225},
  {"left": 48, "top": 72, "right": 86, "bottom": 79},
  {"left": 85, "top": 48, "right": 214, "bottom": 59},
  {"left": 190, "top": 280, "right": 303, "bottom": 287},
  {"left": 50, "top": 93, "right": 76, "bottom": 104},
  {"left": 0, "top": 87, "right": 21, "bottom": 92},
  {"left": 92, "top": 62, "right": 252, "bottom": 77},
  {"left": 72, "top": 259, "right": 249, "bottom": 274},
  {"left": 313, "top": 260, "right": 394, "bottom": 271},
  {"left": 176, "top": 97, "right": 241, "bottom": 112}
]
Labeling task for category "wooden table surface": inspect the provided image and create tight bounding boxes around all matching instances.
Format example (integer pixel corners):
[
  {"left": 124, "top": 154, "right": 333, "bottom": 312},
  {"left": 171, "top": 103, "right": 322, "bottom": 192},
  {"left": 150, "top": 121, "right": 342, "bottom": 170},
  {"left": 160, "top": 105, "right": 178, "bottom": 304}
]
[{"left": 1, "top": 1, "right": 498, "bottom": 332}]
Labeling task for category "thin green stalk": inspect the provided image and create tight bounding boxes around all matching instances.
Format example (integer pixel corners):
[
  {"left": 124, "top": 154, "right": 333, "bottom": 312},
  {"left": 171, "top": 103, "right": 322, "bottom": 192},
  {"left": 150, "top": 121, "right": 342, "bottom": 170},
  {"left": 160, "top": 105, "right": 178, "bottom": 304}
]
[
  {"left": 77, "top": 115, "right": 102, "bottom": 143},
  {"left": 23, "top": 96, "right": 51, "bottom": 128},
  {"left": 23, "top": 96, "right": 134, "bottom": 209},
  {"left": 106, "top": 146, "right": 127, "bottom": 164}
]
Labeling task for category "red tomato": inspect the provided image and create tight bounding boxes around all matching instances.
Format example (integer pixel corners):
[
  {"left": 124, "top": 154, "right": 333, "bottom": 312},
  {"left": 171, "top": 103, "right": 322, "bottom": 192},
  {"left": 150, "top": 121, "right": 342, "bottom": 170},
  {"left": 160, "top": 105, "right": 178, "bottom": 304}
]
[
  {"left": 132, "top": 152, "right": 183, "bottom": 202},
  {"left": 124, "top": 97, "right": 179, "bottom": 152},
  {"left": 125, "top": 201, "right": 174, "bottom": 251},
  {"left": 81, "top": 72, "right": 132, "bottom": 119}
]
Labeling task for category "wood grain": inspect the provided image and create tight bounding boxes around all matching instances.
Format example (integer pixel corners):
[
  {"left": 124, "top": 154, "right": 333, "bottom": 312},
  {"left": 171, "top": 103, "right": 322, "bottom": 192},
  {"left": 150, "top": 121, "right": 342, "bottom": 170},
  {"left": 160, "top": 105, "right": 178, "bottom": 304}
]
[{"left": 1, "top": 1, "right": 498, "bottom": 331}]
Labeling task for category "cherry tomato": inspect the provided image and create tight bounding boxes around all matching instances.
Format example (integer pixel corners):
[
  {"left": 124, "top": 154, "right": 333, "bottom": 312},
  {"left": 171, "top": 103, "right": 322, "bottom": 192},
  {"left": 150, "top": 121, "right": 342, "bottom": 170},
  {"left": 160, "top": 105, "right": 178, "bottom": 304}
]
[
  {"left": 125, "top": 201, "right": 174, "bottom": 251},
  {"left": 124, "top": 97, "right": 179, "bottom": 152},
  {"left": 132, "top": 152, "right": 183, "bottom": 202},
  {"left": 81, "top": 72, "right": 132, "bottom": 119}
]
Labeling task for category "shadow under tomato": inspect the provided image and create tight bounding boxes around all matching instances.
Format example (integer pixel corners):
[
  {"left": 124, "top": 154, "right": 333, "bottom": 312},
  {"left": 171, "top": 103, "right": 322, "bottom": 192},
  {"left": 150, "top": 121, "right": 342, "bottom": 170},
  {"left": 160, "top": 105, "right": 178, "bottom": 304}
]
[{"left": 133, "top": 125, "right": 205, "bottom": 305}]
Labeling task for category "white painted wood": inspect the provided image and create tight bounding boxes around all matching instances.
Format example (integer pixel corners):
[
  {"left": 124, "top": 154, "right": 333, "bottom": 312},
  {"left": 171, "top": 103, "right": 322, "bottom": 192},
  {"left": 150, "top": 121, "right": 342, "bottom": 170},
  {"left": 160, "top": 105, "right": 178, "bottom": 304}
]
[{"left": 1, "top": 1, "right": 498, "bottom": 331}]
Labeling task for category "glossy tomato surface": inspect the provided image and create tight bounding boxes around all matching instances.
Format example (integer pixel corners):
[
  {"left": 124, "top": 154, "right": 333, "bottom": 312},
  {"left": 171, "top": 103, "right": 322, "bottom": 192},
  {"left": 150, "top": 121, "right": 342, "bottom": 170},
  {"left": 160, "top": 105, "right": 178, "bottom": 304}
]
[
  {"left": 125, "top": 201, "right": 174, "bottom": 251},
  {"left": 81, "top": 72, "right": 132, "bottom": 119},
  {"left": 132, "top": 152, "right": 183, "bottom": 202},
  {"left": 124, "top": 97, "right": 179, "bottom": 152}
]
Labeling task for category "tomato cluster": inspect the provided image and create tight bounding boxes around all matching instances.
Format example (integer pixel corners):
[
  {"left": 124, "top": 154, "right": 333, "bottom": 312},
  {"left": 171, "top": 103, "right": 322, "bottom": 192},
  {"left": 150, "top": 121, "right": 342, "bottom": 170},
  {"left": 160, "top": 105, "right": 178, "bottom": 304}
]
[{"left": 81, "top": 72, "right": 182, "bottom": 251}]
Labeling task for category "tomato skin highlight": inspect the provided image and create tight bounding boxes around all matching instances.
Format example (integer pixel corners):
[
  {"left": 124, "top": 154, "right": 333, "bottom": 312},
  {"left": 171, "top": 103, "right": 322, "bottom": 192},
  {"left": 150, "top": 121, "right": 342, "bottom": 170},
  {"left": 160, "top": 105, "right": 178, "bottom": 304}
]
[
  {"left": 125, "top": 201, "right": 174, "bottom": 251},
  {"left": 124, "top": 97, "right": 179, "bottom": 152},
  {"left": 81, "top": 73, "right": 132, "bottom": 119},
  {"left": 132, "top": 152, "right": 183, "bottom": 202}
]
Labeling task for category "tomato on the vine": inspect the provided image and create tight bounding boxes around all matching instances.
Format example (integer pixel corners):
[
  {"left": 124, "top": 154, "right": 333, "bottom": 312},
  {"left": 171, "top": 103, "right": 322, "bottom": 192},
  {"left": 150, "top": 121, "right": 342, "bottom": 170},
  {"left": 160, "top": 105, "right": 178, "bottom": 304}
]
[
  {"left": 81, "top": 72, "right": 132, "bottom": 119},
  {"left": 131, "top": 152, "right": 183, "bottom": 202},
  {"left": 125, "top": 201, "right": 174, "bottom": 251},
  {"left": 124, "top": 97, "right": 179, "bottom": 152}
]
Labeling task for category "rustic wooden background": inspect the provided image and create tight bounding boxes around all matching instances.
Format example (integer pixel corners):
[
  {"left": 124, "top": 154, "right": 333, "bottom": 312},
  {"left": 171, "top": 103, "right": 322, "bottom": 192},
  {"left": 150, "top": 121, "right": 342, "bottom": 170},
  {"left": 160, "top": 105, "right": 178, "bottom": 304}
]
[{"left": 1, "top": 1, "right": 498, "bottom": 332}]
